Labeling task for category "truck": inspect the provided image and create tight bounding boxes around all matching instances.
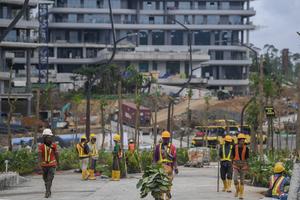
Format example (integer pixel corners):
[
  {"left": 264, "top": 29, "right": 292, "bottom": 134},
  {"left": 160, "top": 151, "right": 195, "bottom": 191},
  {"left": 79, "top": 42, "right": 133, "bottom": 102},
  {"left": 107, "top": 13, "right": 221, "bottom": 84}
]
[{"left": 122, "top": 102, "right": 151, "bottom": 128}]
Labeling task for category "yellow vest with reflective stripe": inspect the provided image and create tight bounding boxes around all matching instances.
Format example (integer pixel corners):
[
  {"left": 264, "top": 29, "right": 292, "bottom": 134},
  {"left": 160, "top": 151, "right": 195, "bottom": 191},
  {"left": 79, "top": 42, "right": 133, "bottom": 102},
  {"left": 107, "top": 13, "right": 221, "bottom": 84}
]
[
  {"left": 158, "top": 143, "right": 173, "bottom": 164},
  {"left": 221, "top": 144, "right": 233, "bottom": 161},
  {"left": 271, "top": 175, "right": 285, "bottom": 196},
  {"left": 89, "top": 143, "right": 98, "bottom": 157},
  {"left": 77, "top": 143, "right": 89, "bottom": 158}
]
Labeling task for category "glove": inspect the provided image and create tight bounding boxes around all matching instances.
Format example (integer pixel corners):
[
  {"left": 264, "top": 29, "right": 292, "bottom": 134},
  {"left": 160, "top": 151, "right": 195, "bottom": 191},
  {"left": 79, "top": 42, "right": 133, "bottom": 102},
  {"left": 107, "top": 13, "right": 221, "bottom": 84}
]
[{"left": 174, "top": 168, "right": 179, "bottom": 174}]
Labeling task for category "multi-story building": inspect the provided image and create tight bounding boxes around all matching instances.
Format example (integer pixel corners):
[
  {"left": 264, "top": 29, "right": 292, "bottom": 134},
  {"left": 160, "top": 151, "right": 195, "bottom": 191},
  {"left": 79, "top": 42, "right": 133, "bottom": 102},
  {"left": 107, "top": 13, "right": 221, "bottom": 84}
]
[
  {"left": 2, "top": 0, "right": 255, "bottom": 98},
  {"left": 0, "top": 0, "right": 37, "bottom": 118}
]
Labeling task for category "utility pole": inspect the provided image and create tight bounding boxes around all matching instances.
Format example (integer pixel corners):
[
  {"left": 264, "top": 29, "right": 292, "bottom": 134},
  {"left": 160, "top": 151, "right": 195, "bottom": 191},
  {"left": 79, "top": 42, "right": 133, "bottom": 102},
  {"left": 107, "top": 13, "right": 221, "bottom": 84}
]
[
  {"left": 258, "top": 56, "right": 264, "bottom": 158},
  {"left": 296, "top": 67, "right": 300, "bottom": 158}
]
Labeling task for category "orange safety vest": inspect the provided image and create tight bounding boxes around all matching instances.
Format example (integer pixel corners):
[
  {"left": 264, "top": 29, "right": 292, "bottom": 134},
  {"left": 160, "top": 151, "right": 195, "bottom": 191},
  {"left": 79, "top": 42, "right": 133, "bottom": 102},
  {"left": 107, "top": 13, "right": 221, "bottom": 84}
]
[
  {"left": 270, "top": 175, "right": 285, "bottom": 196},
  {"left": 40, "top": 144, "right": 57, "bottom": 167},
  {"left": 234, "top": 145, "right": 246, "bottom": 161},
  {"left": 159, "top": 143, "right": 173, "bottom": 164}
]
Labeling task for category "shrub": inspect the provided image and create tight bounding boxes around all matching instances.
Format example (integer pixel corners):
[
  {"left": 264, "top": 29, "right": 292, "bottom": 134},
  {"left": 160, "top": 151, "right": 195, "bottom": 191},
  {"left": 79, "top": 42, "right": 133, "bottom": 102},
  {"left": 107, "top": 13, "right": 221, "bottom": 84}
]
[
  {"left": 0, "top": 149, "right": 38, "bottom": 175},
  {"left": 210, "top": 148, "right": 218, "bottom": 162},
  {"left": 140, "top": 150, "right": 153, "bottom": 171},
  {"left": 126, "top": 151, "right": 141, "bottom": 174},
  {"left": 177, "top": 148, "right": 188, "bottom": 166},
  {"left": 58, "top": 148, "right": 79, "bottom": 170},
  {"left": 248, "top": 150, "right": 293, "bottom": 187}
]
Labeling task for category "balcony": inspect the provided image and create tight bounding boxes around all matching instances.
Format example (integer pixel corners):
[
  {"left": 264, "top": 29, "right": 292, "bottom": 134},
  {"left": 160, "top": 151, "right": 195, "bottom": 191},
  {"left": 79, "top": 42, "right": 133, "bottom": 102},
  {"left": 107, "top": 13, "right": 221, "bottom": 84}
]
[
  {"left": 48, "top": 22, "right": 255, "bottom": 31},
  {"left": 207, "top": 79, "right": 249, "bottom": 86},
  {"left": 0, "top": 72, "right": 10, "bottom": 81},
  {"left": 0, "top": 19, "right": 38, "bottom": 29}
]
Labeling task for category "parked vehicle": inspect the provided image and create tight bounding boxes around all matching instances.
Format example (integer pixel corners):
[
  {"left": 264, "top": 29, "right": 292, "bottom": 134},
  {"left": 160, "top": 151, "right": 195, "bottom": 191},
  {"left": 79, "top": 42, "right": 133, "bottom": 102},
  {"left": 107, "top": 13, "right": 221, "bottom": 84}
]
[{"left": 122, "top": 102, "right": 151, "bottom": 127}]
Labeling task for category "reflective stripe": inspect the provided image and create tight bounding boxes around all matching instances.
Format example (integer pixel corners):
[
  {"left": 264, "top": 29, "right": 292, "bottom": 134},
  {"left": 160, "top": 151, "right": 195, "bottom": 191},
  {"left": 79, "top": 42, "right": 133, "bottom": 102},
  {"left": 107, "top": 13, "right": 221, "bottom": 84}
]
[
  {"left": 234, "top": 145, "right": 246, "bottom": 161},
  {"left": 271, "top": 176, "right": 285, "bottom": 196},
  {"left": 77, "top": 143, "right": 89, "bottom": 158},
  {"left": 159, "top": 143, "right": 173, "bottom": 164},
  {"left": 90, "top": 143, "right": 98, "bottom": 157},
  {"left": 42, "top": 144, "right": 56, "bottom": 165},
  {"left": 221, "top": 144, "right": 232, "bottom": 161}
]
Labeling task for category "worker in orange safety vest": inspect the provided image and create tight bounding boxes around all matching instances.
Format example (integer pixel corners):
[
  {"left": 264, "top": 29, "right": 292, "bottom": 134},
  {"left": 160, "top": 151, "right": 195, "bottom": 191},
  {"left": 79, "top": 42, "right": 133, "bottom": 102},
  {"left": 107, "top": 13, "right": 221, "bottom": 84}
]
[
  {"left": 232, "top": 133, "right": 249, "bottom": 200},
  {"left": 38, "top": 129, "right": 59, "bottom": 198}
]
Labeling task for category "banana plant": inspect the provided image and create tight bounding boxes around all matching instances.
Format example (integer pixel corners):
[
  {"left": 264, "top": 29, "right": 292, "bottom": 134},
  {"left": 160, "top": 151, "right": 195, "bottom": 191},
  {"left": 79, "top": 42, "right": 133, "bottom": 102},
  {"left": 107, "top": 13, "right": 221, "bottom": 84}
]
[{"left": 137, "top": 165, "right": 172, "bottom": 200}]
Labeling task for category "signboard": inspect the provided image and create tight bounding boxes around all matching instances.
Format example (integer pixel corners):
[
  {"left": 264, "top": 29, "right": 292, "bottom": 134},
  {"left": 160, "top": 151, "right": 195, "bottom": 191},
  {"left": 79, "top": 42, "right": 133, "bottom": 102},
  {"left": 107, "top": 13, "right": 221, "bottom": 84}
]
[{"left": 265, "top": 106, "right": 275, "bottom": 117}]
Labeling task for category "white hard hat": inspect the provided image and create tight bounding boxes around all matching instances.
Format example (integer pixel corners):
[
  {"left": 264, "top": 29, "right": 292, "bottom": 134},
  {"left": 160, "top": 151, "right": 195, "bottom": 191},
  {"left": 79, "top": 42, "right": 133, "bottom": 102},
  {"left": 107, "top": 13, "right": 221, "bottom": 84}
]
[{"left": 42, "top": 129, "right": 53, "bottom": 136}]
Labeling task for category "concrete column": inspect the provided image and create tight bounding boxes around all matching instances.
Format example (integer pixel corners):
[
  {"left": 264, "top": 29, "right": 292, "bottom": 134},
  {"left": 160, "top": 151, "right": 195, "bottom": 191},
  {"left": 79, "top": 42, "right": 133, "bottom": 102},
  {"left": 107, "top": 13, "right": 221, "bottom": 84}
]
[
  {"left": 27, "top": 97, "right": 32, "bottom": 116},
  {"left": 183, "top": 32, "right": 188, "bottom": 45},
  {"left": 83, "top": 47, "right": 86, "bottom": 58},
  {"left": 148, "top": 31, "right": 152, "bottom": 45},
  {"left": 219, "top": 66, "right": 224, "bottom": 79},
  {"left": 246, "top": 0, "right": 250, "bottom": 9},
  {"left": 212, "top": 66, "right": 217, "bottom": 79},
  {"left": 0, "top": 98, "right": 2, "bottom": 122},
  {"left": 180, "top": 61, "right": 185, "bottom": 74},
  {"left": 54, "top": 47, "right": 58, "bottom": 58},
  {"left": 0, "top": 47, "right": 5, "bottom": 72},
  {"left": 165, "top": 31, "right": 170, "bottom": 45},
  {"left": 26, "top": 49, "right": 32, "bottom": 93}
]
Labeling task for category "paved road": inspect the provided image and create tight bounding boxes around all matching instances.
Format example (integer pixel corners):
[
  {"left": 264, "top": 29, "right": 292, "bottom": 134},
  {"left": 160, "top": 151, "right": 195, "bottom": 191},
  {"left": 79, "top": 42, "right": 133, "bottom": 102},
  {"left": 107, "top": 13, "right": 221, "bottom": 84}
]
[{"left": 0, "top": 165, "right": 265, "bottom": 200}]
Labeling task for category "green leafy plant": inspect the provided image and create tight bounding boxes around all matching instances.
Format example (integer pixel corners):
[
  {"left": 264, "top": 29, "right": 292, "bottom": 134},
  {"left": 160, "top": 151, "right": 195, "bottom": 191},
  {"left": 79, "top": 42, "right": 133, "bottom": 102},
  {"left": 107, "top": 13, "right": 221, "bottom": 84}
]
[
  {"left": 57, "top": 148, "right": 79, "bottom": 170},
  {"left": 176, "top": 148, "right": 188, "bottom": 165},
  {"left": 140, "top": 150, "right": 153, "bottom": 171},
  {"left": 136, "top": 164, "right": 172, "bottom": 200},
  {"left": 126, "top": 151, "right": 141, "bottom": 174}
]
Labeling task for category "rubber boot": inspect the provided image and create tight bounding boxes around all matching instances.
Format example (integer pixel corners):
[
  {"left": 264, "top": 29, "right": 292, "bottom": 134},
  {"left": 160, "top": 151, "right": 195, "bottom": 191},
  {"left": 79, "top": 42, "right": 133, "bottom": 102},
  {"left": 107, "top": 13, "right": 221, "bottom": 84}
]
[
  {"left": 88, "top": 169, "right": 96, "bottom": 180},
  {"left": 227, "top": 180, "right": 232, "bottom": 193},
  {"left": 111, "top": 170, "right": 116, "bottom": 181},
  {"left": 239, "top": 184, "right": 244, "bottom": 200},
  {"left": 222, "top": 180, "right": 227, "bottom": 192},
  {"left": 234, "top": 183, "right": 239, "bottom": 197},
  {"left": 44, "top": 183, "right": 51, "bottom": 198},
  {"left": 82, "top": 170, "right": 89, "bottom": 180},
  {"left": 114, "top": 170, "right": 120, "bottom": 181}
]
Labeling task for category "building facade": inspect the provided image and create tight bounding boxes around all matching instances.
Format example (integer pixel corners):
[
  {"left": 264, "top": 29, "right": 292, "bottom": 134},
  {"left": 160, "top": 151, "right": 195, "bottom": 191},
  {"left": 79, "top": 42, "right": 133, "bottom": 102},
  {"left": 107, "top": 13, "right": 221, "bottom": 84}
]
[
  {"left": 1, "top": 0, "right": 255, "bottom": 95},
  {"left": 0, "top": 0, "right": 37, "bottom": 117}
]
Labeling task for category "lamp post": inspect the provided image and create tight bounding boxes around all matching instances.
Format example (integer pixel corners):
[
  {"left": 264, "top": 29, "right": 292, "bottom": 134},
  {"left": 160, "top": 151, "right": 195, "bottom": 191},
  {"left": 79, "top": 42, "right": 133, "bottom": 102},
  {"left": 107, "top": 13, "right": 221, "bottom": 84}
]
[{"left": 166, "top": 18, "right": 193, "bottom": 138}]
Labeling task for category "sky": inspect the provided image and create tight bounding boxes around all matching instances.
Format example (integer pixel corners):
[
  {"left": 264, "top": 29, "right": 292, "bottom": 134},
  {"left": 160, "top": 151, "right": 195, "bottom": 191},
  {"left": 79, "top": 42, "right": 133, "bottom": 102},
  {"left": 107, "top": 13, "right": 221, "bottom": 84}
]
[{"left": 251, "top": 0, "right": 300, "bottom": 53}]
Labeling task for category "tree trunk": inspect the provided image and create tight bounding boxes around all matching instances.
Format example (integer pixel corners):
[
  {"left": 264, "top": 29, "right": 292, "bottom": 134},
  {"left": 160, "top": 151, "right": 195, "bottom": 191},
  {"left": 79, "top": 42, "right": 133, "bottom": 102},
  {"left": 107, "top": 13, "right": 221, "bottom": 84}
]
[
  {"left": 258, "top": 56, "right": 265, "bottom": 159},
  {"left": 187, "top": 95, "right": 192, "bottom": 148},
  {"left": 85, "top": 80, "right": 91, "bottom": 140},
  {"left": 296, "top": 69, "right": 300, "bottom": 156},
  {"left": 33, "top": 88, "right": 40, "bottom": 149},
  {"left": 153, "top": 96, "right": 158, "bottom": 146},
  {"left": 7, "top": 66, "right": 14, "bottom": 151},
  {"left": 101, "top": 103, "right": 105, "bottom": 150},
  {"left": 118, "top": 80, "right": 124, "bottom": 148}
]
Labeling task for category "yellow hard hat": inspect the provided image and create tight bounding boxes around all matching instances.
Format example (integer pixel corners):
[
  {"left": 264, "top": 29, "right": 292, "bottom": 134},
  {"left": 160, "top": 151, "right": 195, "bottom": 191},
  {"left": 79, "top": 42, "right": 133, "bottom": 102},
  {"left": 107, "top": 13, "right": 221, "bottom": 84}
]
[
  {"left": 237, "top": 133, "right": 247, "bottom": 140},
  {"left": 224, "top": 135, "right": 233, "bottom": 142},
  {"left": 90, "top": 133, "right": 96, "bottom": 138},
  {"left": 274, "top": 162, "right": 285, "bottom": 173},
  {"left": 113, "top": 134, "right": 121, "bottom": 142},
  {"left": 81, "top": 135, "right": 87, "bottom": 140},
  {"left": 161, "top": 131, "right": 171, "bottom": 138}
]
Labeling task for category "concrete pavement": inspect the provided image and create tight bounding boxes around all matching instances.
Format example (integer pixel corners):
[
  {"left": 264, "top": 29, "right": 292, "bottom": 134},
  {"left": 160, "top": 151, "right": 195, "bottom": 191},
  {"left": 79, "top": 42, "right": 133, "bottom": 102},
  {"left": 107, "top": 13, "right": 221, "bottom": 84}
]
[{"left": 0, "top": 166, "right": 265, "bottom": 200}]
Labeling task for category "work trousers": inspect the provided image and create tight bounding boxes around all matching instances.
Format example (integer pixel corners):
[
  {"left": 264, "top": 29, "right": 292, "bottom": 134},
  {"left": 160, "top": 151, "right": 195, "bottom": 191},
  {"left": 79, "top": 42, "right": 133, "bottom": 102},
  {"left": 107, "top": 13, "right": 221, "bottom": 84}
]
[
  {"left": 112, "top": 156, "right": 120, "bottom": 171},
  {"left": 90, "top": 158, "right": 97, "bottom": 170},
  {"left": 220, "top": 161, "right": 233, "bottom": 180},
  {"left": 160, "top": 164, "right": 173, "bottom": 200},
  {"left": 42, "top": 166, "right": 56, "bottom": 193},
  {"left": 233, "top": 161, "right": 248, "bottom": 185},
  {"left": 80, "top": 158, "right": 89, "bottom": 170}
]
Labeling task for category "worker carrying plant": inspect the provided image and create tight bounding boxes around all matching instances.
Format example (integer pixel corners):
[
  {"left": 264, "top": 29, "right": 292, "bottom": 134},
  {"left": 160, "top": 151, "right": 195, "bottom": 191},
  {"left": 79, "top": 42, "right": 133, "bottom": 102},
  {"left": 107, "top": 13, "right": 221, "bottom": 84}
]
[
  {"left": 88, "top": 133, "right": 98, "bottom": 180},
  {"left": 266, "top": 162, "right": 290, "bottom": 200},
  {"left": 232, "top": 133, "right": 249, "bottom": 200},
  {"left": 76, "top": 135, "right": 90, "bottom": 180},
  {"left": 112, "top": 134, "right": 122, "bottom": 181},
  {"left": 153, "top": 131, "right": 179, "bottom": 200},
  {"left": 38, "top": 128, "right": 59, "bottom": 198},
  {"left": 219, "top": 135, "right": 233, "bottom": 193}
]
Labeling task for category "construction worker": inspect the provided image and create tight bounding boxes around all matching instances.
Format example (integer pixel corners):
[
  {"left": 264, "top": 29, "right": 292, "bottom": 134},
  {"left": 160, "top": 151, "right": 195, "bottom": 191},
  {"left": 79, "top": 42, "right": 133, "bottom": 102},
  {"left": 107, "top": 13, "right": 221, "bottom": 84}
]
[
  {"left": 112, "top": 134, "right": 122, "bottom": 181},
  {"left": 232, "top": 133, "right": 249, "bottom": 200},
  {"left": 219, "top": 135, "right": 233, "bottom": 193},
  {"left": 268, "top": 162, "right": 290, "bottom": 200},
  {"left": 38, "top": 129, "right": 59, "bottom": 198},
  {"left": 153, "top": 131, "right": 178, "bottom": 200},
  {"left": 88, "top": 133, "right": 98, "bottom": 180},
  {"left": 76, "top": 135, "right": 90, "bottom": 180},
  {"left": 128, "top": 139, "right": 135, "bottom": 153}
]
